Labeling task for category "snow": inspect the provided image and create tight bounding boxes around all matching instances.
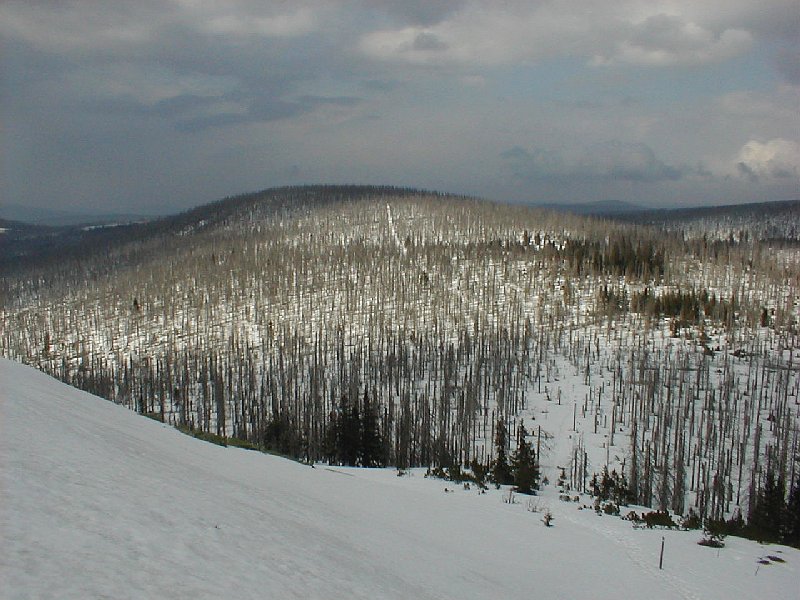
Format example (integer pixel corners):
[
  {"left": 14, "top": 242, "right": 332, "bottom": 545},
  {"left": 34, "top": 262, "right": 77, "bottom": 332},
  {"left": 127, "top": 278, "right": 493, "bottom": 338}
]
[{"left": 2, "top": 358, "right": 797, "bottom": 599}]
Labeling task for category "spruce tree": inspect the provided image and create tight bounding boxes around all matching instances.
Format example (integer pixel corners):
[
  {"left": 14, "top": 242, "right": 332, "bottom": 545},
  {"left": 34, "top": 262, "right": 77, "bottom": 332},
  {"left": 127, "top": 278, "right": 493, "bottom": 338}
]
[
  {"left": 492, "top": 419, "right": 513, "bottom": 485},
  {"left": 360, "top": 387, "right": 383, "bottom": 467},
  {"left": 511, "top": 422, "right": 539, "bottom": 495},
  {"left": 749, "top": 466, "right": 786, "bottom": 542},
  {"left": 783, "top": 473, "right": 800, "bottom": 548},
  {"left": 336, "top": 395, "right": 361, "bottom": 466},
  {"left": 323, "top": 410, "right": 339, "bottom": 464}
]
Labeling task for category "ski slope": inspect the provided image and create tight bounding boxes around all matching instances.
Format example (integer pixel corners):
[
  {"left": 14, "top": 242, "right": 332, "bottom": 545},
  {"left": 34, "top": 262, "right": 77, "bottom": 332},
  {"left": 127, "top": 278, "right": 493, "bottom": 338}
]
[{"left": 2, "top": 358, "right": 797, "bottom": 599}]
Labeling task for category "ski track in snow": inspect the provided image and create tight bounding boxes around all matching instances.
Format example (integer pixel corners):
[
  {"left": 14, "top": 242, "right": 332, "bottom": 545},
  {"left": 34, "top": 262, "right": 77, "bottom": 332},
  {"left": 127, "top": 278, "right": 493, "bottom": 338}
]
[
  {"left": 385, "top": 204, "right": 407, "bottom": 256},
  {"left": 2, "top": 358, "right": 798, "bottom": 600},
  {"left": 559, "top": 509, "right": 701, "bottom": 600}
]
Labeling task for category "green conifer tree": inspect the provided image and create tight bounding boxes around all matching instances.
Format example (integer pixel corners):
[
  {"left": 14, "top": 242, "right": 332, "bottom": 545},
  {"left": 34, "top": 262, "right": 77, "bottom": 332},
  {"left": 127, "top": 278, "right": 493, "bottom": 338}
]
[
  {"left": 749, "top": 466, "right": 786, "bottom": 542},
  {"left": 782, "top": 472, "right": 800, "bottom": 548},
  {"left": 492, "top": 419, "right": 513, "bottom": 485},
  {"left": 511, "top": 422, "right": 539, "bottom": 495},
  {"left": 359, "top": 387, "right": 384, "bottom": 467},
  {"left": 336, "top": 395, "right": 361, "bottom": 466}
]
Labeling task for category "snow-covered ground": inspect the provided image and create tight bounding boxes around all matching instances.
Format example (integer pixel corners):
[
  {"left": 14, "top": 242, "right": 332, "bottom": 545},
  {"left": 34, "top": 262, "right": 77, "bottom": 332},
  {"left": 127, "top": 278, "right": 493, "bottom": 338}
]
[{"left": 2, "top": 358, "right": 797, "bottom": 599}]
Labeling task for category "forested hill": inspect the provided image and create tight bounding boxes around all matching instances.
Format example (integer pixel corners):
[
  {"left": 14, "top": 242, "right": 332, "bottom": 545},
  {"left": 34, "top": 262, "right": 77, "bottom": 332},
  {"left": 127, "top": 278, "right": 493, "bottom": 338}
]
[
  {"left": 2, "top": 185, "right": 799, "bottom": 544},
  {"left": 615, "top": 199, "right": 800, "bottom": 242},
  {"left": 1, "top": 186, "right": 466, "bottom": 271}
]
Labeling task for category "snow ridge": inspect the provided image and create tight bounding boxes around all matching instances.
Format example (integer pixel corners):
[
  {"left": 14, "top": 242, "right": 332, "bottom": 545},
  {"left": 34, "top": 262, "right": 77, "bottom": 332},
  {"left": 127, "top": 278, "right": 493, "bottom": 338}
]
[{"left": 2, "top": 358, "right": 798, "bottom": 599}]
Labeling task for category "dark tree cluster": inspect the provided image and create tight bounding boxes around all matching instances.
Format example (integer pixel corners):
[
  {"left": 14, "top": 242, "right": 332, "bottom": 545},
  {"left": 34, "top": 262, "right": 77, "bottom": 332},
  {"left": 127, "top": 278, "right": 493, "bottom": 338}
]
[
  {"left": 744, "top": 463, "right": 800, "bottom": 547},
  {"left": 630, "top": 287, "right": 738, "bottom": 327},
  {"left": 492, "top": 420, "right": 540, "bottom": 494},
  {"left": 564, "top": 236, "right": 665, "bottom": 279},
  {"left": 324, "top": 389, "right": 386, "bottom": 467},
  {"left": 590, "top": 467, "right": 632, "bottom": 506}
]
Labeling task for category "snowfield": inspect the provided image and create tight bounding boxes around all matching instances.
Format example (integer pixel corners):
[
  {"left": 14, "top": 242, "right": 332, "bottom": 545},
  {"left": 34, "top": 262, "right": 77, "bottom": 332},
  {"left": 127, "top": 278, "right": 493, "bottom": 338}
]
[{"left": 2, "top": 358, "right": 797, "bottom": 599}]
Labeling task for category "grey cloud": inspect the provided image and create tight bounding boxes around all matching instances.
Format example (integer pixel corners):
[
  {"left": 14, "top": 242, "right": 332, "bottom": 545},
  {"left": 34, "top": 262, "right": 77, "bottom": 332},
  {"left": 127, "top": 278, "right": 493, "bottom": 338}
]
[
  {"left": 503, "top": 142, "right": 686, "bottom": 184},
  {"left": 3, "top": 0, "right": 796, "bottom": 215},
  {"left": 500, "top": 146, "right": 531, "bottom": 160},
  {"left": 371, "top": 0, "right": 465, "bottom": 26},
  {"left": 772, "top": 166, "right": 795, "bottom": 178},
  {"left": 582, "top": 142, "right": 683, "bottom": 182},
  {"left": 177, "top": 95, "right": 362, "bottom": 133},
  {"left": 737, "top": 162, "right": 759, "bottom": 182},
  {"left": 170, "top": 94, "right": 362, "bottom": 132},
  {"left": 87, "top": 91, "right": 314, "bottom": 132},
  {"left": 593, "top": 14, "right": 752, "bottom": 67},
  {"left": 295, "top": 95, "right": 361, "bottom": 108},
  {"left": 412, "top": 32, "right": 448, "bottom": 52},
  {"left": 774, "top": 49, "right": 800, "bottom": 84},
  {"left": 629, "top": 15, "right": 701, "bottom": 53},
  {"left": 175, "top": 112, "right": 274, "bottom": 133},
  {"left": 152, "top": 94, "right": 224, "bottom": 117},
  {"left": 737, "top": 160, "right": 796, "bottom": 182},
  {"left": 510, "top": 148, "right": 566, "bottom": 181},
  {"left": 361, "top": 79, "right": 400, "bottom": 92},
  {"left": 1, "top": 0, "right": 367, "bottom": 138},
  {"left": 88, "top": 93, "right": 229, "bottom": 118}
]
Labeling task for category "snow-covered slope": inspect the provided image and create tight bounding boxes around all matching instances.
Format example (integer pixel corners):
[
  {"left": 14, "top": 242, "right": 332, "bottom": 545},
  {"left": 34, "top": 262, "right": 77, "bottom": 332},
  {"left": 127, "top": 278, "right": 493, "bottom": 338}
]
[{"left": 2, "top": 358, "right": 797, "bottom": 599}]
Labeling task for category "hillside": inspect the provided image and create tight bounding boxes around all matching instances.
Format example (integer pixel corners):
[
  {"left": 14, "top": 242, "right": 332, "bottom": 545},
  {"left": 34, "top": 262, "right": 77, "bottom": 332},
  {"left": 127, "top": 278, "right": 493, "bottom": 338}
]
[
  {"left": 617, "top": 200, "right": 800, "bottom": 243},
  {"left": 2, "top": 358, "right": 798, "bottom": 599},
  {"left": 2, "top": 185, "right": 799, "bottom": 537}
]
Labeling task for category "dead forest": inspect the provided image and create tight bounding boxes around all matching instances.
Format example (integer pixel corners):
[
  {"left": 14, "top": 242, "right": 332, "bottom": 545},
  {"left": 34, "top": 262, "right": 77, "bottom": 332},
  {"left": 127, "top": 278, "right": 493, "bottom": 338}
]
[{"left": 2, "top": 186, "right": 799, "bottom": 529}]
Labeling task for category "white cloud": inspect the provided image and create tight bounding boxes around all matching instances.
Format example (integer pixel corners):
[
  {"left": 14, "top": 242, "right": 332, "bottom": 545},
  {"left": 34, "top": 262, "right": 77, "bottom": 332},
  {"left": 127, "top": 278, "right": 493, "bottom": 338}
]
[
  {"left": 719, "top": 86, "right": 800, "bottom": 121},
  {"left": 65, "top": 64, "right": 236, "bottom": 106},
  {"left": 0, "top": 2, "right": 157, "bottom": 52},
  {"left": 201, "top": 7, "right": 318, "bottom": 37},
  {"left": 358, "top": 7, "right": 588, "bottom": 66},
  {"left": 736, "top": 139, "right": 800, "bottom": 180},
  {"left": 358, "top": 2, "right": 756, "bottom": 68},
  {"left": 592, "top": 16, "right": 752, "bottom": 67},
  {"left": 0, "top": 1, "right": 320, "bottom": 53}
]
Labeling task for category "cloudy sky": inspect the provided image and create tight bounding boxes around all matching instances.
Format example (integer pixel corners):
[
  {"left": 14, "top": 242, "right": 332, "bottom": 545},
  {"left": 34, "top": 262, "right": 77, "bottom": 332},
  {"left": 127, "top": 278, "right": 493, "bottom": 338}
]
[{"left": 2, "top": 1, "right": 799, "bottom": 215}]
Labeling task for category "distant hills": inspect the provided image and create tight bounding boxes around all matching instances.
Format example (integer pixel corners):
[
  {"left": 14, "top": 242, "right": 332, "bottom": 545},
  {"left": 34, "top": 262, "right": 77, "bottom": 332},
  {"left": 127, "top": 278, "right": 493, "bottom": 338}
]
[
  {"left": 535, "top": 198, "right": 800, "bottom": 242},
  {"left": 3, "top": 189, "right": 798, "bottom": 270},
  {"left": 618, "top": 199, "right": 800, "bottom": 242},
  {"left": 0, "top": 203, "right": 152, "bottom": 227},
  {"left": 620, "top": 199, "right": 800, "bottom": 223},
  {"left": 6, "top": 194, "right": 798, "bottom": 226},
  {"left": 536, "top": 198, "right": 800, "bottom": 220},
  {"left": 536, "top": 199, "right": 645, "bottom": 216}
]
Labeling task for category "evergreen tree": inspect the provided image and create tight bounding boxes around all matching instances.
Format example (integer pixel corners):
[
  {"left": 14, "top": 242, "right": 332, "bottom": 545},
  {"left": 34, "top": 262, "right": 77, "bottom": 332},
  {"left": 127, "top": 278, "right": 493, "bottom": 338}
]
[
  {"left": 359, "top": 387, "right": 384, "bottom": 467},
  {"left": 323, "top": 409, "right": 339, "bottom": 464},
  {"left": 336, "top": 395, "right": 361, "bottom": 466},
  {"left": 629, "top": 420, "right": 640, "bottom": 503},
  {"left": 601, "top": 466, "right": 612, "bottom": 501},
  {"left": 611, "top": 470, "right": 631, "bottom": 505},
  {"left": 590, "top": 467, "right": 631, "bottom": 505},
  {"left": 783, "top": 472, "right": 800, "bottom": 548},
  {"left": 511, "top": 422, "right": 539, "bottom": 495},
  {"left": 491, "top": 419, "right": 513, "bottom": 485},
  {"left": 590, "top": 473, "right": 600, "bottom": 498},
  {"left": 749, "top": 466, "right": 786, "bottom": 542}
]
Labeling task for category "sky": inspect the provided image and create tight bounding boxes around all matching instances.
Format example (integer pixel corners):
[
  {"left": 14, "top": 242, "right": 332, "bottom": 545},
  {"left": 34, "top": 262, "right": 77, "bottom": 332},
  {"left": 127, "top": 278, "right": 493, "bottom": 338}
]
[{"left": 2, "top": 1, "right": 799, "bottom": 216}]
